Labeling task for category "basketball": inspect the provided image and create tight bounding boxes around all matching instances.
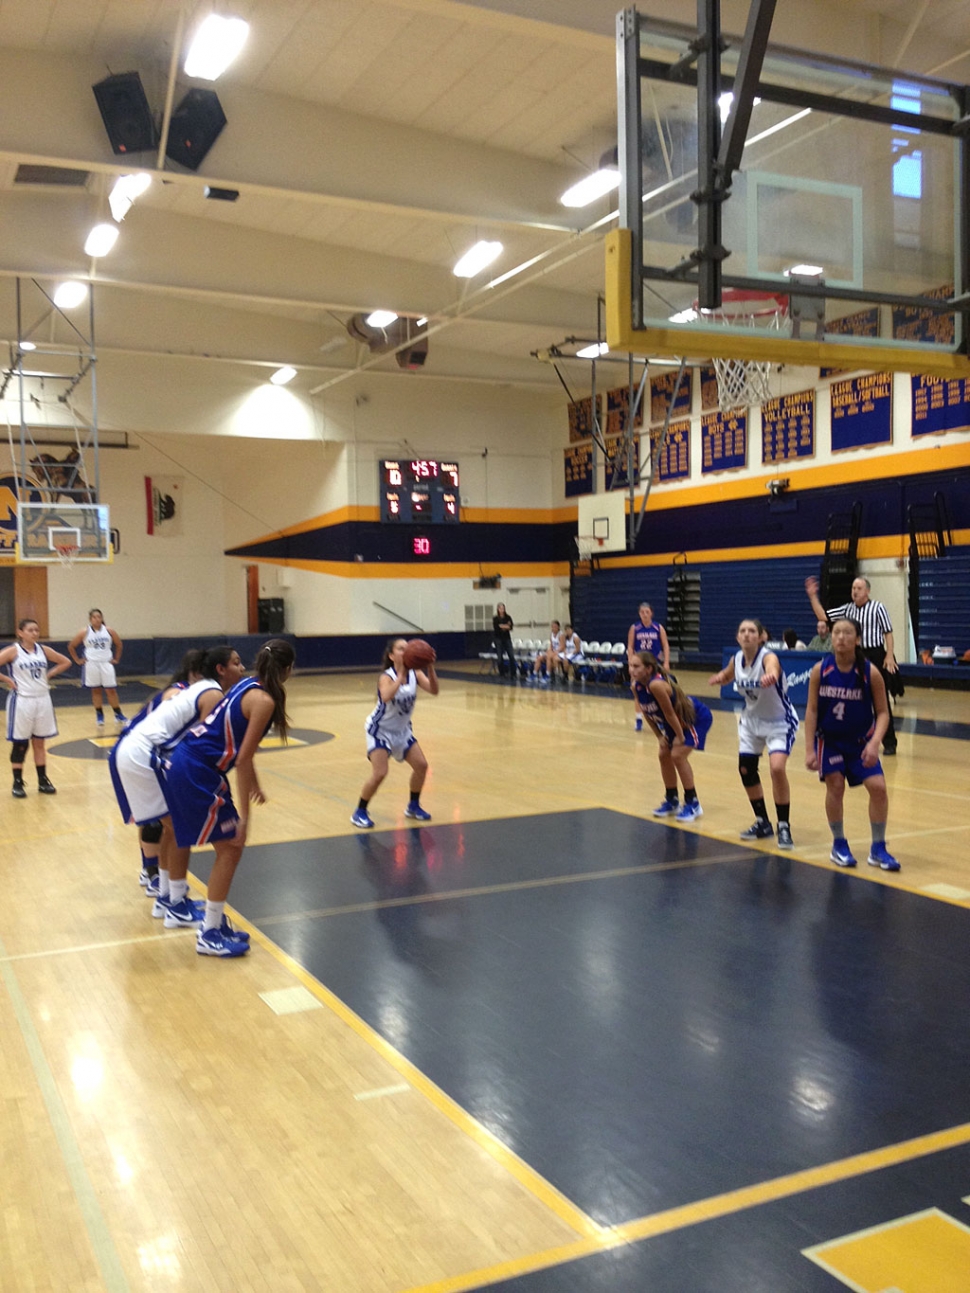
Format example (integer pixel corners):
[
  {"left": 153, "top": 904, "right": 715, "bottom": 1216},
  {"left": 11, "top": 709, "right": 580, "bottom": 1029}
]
[{"left": 403, "top": 638, "right": 435, "bottom": 671}]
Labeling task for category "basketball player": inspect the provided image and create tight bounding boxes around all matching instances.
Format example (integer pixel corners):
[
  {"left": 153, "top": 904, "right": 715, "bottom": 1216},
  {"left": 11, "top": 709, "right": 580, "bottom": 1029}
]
[
  {"left": 532, "top": 620, "right": 564, "bottom": 683},
  {"left": 709, "top": 618, "right": 799, "bottom": 849},
  {"left": 110, "top": 647, "right": 245, "bottom": 929},
  {"left": 627, "top": 603, "right": 669, "bottom": 729},
  {"left": 632, "top": 652, "right": 711, "bottom": 822},
  {"left": 154, "top": 640, "right": 295, "bottom": 957},
  {"left": 68, "top": 609, "right": 126, "bottom": 726},
  {"left": 804, "top": 617, "right": 898, "bottom": 871},
  {"left": 352, "top": 636, "right": 438, "bottom": 828},
  {"left": 558, "top": 624, "right": 585, "bottom": 680},
  {"left": 0, "top": 618, "right": 72, "bottom": 797}
]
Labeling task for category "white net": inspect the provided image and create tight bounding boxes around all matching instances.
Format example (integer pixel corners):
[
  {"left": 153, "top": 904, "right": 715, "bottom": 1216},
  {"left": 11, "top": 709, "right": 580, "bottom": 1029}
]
[
  {"left": 575, "top": 535, "right": 603, "bottom": 560},
  {"left": 54, "top": 544, "right": 80, "bottom": 567},
  {"left": 706, "top": 292, "right": 788, "bottom": 414}
]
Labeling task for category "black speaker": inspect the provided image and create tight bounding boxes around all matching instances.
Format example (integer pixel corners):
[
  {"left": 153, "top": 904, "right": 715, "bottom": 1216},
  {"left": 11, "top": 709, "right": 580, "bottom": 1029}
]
[
  {"left": 257, "top": 598, "right": 284, "bottom": 634},
  {"left": 92, "top": 73, "right": 157, "bottom": 155},
  {"left": 165, "top": 89, "right": 227, "bottom": 171}
]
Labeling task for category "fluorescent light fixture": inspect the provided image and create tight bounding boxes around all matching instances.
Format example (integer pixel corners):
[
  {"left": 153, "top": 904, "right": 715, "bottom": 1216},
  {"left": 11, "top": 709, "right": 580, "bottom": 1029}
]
[
  {"left": 269, "top": 365, "right": 297, "bottom": 386},
  {"left": 84, "top": 223, "right": 119, "bottom": 258},
  {"left": 365, "top": 310, "right": 398, "bottom": 329},
  {"left": 575, "top": 342, "right": 609, "bottom": 359},
  {"left": 747, "top": 108, "right": 811, "bottom": 147},
  {"left": 453, "top": 240, "right": 503, "bottom": 278},
  {"left": 560, "top": 168, "right": 620, "bottom": 208},
  {"left": 718, "top": 91, "right": 761, "bottom": 125},
  {"left": 415, "top": 316, "right": 428, "bottom": 327},
  {"left": 184, "top": 14, "right": 249, "bottom": 80},
  {"left": 53, "top": 281, "right": 89, "bottom": 310},
  {"left": 669, "top": 307, "right": 699, "bottom": 324},
  {"left": 19, "top": 339, "right": 36, "bottom": 351},
  {"left": 786, "top": 263, "right": 825, "bottom": 277},
  {"left": 108, "top": 172, "right": 151, "bottom": 222}
]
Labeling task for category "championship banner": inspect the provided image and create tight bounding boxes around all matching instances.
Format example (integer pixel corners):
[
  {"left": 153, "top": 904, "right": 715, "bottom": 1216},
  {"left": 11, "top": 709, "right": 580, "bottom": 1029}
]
[
  {"left": 699, "top": 366, "right": 719, "bottom": 412},
  {"left": 819, "top": 307, "right": 880, "bottom": 378},
  {"left": 605, "top": 384, "right": 644, "bottom": 436},
  {"left": 761, "top": 389, "right": 815, "bottom": 464},
  {"left": 145, "top": 475, "right": 185, "bottom": 535},
  {"left": 604, "top": 434, "right": 639, "bottom": 491},
  {"left": 568, "top": 395, "right": 599, "bottom": 443},
  {"left": 564, "top": 442, "right": 593, "bottom": 497},
  {"left": 649, "top": 419, "right": 690, "bottom": 482},
  {"left": 830, "top": 374, "right": 892, "bottom": 451},
  {"left": 650, "top": 370, "right": 692, "bottom": 424},
  {"left": 701, "top": 410, "right": 747, "bottom": 474},
  {"left": 892, "top": 284, "right": 955, "bottom": 347},
  {"left": 912, "top": 375, "right": 970, "bottom": 438}
]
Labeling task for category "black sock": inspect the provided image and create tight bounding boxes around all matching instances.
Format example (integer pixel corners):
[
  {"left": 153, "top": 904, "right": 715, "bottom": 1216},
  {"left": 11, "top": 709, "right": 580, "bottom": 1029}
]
[
  {"left": 37, "top": 766, "right": 49, "bottom": 782},
  {"left": 113, "top": 708, "right": 123, "bottom": 718},
  {"left": 13, "top": 770, "right": 24, "bottom": 785},
  {"left": 95, "top": 707, "right": 104, "bottom": 717},
  {"left": 409, "top": 792, "right": 421, "bottom": 806},
  {"left": 684, "top": 788, "right": 698, "bottom": 804},
  {"left": 357, "top": 797, "right": 369, "bottom": 812},
  {"left": 751, "top": 797, "right": 768, "bottom": 820},
  {"left": 664, "top": 786, "right": 679, "bottom": 803},
  {"left": 775, "top": 802, "right": 790, "bottom": 824}
]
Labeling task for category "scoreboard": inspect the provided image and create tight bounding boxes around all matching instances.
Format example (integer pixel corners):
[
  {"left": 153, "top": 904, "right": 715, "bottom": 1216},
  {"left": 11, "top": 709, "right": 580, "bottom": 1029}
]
[{"left": 380, "top": 459, "right": 460, "bottom": 524}]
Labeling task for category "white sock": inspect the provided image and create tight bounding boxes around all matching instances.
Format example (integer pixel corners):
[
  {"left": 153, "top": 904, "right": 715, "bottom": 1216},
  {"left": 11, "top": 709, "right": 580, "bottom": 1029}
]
[
  {"left": 203, "top": 900, "right": 225, "bottom": 933},
  {"left": 158, "top": 868, "right": 171, "bottom": 899},
  {"left": 169, "top": 878, "right": 188, "bottom": 905}
]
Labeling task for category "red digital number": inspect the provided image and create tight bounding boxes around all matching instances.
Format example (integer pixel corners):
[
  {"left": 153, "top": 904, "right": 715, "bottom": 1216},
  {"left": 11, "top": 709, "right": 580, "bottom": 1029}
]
[{"left": 413, "top": 536, "right": 431, "bottom": 555}]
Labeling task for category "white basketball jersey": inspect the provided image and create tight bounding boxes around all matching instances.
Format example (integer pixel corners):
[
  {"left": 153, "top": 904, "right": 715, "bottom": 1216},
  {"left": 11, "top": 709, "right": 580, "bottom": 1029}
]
[
  {"left": 84, "top": 624, "right": 114, "bottom": 663},
  {"left": 365, "top": 668, "right": 418, "bottom": 743},
  {"left": 733, "top": 646, "right": 795, "bottom": 725},
  {"left": 131, "top": 679, "right": 221, "bottom": 749},
  {"left": 9, "top": 644, "right": 51, "bottom": 698}
]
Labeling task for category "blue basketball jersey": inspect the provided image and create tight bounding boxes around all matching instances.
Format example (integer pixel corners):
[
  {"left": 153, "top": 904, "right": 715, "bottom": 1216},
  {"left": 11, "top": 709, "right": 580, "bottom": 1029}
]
[
  {"left": 633, "top": 680, "right": 712, "bottom": 749},
  {"left": 171, "top": 675, "right": 269, "bottom": 770},
  {"left": 631, "top": 622, "right": 662, "bottom": 656},
  {"left": 817, "top": 655, "right": 875, "bottom": 741}
]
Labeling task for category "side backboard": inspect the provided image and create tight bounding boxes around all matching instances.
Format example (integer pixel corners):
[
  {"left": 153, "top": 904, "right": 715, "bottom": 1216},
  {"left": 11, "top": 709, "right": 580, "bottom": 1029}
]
[{"left": 16, "top": 502, "right": 113, "bottom": 563}]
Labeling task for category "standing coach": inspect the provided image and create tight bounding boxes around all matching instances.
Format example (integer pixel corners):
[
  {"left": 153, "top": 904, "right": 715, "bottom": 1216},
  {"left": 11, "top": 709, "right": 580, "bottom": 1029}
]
[{"left": 805, "top": 575, "right": 899, "bottom": 755}]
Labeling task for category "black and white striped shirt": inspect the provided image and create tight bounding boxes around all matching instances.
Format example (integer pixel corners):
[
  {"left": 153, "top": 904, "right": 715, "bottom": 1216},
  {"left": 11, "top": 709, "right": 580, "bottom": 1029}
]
[{"left": 825, "top": 598, "right": 892, "bottom": 650}]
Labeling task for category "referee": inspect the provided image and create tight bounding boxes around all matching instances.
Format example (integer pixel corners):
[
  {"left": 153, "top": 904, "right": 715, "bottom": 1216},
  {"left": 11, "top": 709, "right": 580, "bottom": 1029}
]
[{"left": 805, "top": 575, "right": 898, "bottom": 754}]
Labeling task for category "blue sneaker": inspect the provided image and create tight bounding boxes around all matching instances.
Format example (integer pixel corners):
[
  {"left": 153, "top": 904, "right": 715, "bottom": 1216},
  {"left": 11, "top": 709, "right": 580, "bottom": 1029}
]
[
  {"left": 652, "top": 799, "right": 680, "bottom": 817},
  {"left": 151, "top": 895, "right": 170, "bottom": 919},
  {"left": 635, "top": 717, "right": 643, "bottom": 732},
  {"left": 675, "top": 801, "right": 703, "bottom": 822},
  {"left": 867, "top": 842, "right": 900, "bottom": 872},
  {"left": 830, "top": 839, "right": 857, "bottom": 868},
  {"left": 95, "top": 713, "right": 105, "bottom": 728},
  {"left": 145, "top": 874, "right": 161, "bottom": 898},
  {"left": 350, "top": 807, "right": 374, "bottom": 829},
  {"left": 405, "top": 803, "right": 432, "bottom": 821},
  {"left": 196, "top": 927, "right": 249, "bottom": 958},
  {"left": 163, "top": 896, "right": 205, "bottom": 928},
  {"left": 220, "top": 916, "right": 250, "bottom": 943}
]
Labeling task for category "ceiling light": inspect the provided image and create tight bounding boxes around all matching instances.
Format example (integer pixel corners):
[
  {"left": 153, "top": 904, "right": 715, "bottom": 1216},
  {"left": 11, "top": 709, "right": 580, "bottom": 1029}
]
[
  {"left": 560, "top": 169, "right": 620, "bottom": 208},
  {"left": 576, "top": 342, "right": 609, "bottom": 359},
  {"left": 365, "top": 310, "right": 398, "bottom": 329},
  {"left": 453, "top": 241, "right": 503, "bottom": 278},
  {"left": 108, "top": 172, "right": 151, "bottom": 222},
  {"left": 786, "top": 263, "right": 825, "bottom": 277},
  {"left": 19, "top": 340, "right": 37, "bottom": 351},
  {"left": 184, "top": 14, "right": 250, "bottom": 80},
  {"left": 53, "top": 281, "right": 89, "bottom": 310},
  {"left": 415, "top": 316, "right": 428, "bottom": 327},
  {"left": 269, "top": 366, "right": 296, "bottom": 386},
  {"left": 84, "top": 223, "right": 119, "bottom": 257}
]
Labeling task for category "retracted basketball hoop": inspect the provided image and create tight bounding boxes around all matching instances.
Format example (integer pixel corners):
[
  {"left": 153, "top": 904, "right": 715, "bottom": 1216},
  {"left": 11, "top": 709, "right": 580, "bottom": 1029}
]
[
  {"left": 575, "top": 534, "right": 605, "bottom": 560},
  {"left": 695, "top": 289, "right": 789, "bottom": 414}
]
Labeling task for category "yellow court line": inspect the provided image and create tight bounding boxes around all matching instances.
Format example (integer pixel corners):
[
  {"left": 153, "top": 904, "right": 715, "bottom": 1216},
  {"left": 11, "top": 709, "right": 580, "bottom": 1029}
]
[{"left": 403, "top": 1121, "right": 970, "bottom": 1293}]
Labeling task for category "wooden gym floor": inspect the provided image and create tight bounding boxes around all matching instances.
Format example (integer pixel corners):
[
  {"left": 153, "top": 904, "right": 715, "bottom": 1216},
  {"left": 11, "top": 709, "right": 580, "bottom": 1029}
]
[{"left": 2, "top": 666, "right": 970, "bottom": 1292}]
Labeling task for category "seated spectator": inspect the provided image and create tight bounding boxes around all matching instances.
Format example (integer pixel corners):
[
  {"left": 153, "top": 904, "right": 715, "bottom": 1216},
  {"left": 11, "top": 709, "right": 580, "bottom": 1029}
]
[
  {"left": 807, "top": 620, "right": 832, "bottom": 652},
  {"left": 558, "top": 625, "right": 585, "bottom": 679},
  {"left": 532, "top": 620, "right": 563, "bottom": 683},
  {"left": 783, "top": 627, "right": 807, "bottom": 651}
]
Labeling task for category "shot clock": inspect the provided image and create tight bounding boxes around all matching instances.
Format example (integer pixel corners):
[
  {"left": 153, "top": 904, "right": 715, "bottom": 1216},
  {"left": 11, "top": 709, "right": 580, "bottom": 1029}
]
[{"left": 380, "top": 459, "right": 460, "bottom": 524}]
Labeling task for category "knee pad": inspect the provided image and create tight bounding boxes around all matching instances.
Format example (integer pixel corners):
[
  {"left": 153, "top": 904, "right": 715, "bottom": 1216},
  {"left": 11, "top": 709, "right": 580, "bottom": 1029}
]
[
  {"left": 140, "top": 821, "right": 164, "bottom": 845},
  {"left": 738, "top": 753, "right": 761, "bottom": 787},
  {"left": 10, "top": 740, "right": 29, "bottom": 764}
]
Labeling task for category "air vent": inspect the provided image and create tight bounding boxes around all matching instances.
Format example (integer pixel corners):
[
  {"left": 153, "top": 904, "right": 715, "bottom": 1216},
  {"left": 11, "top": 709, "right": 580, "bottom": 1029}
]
[{"left": 15, "top": 164, "right": 90, "bottom": 187}]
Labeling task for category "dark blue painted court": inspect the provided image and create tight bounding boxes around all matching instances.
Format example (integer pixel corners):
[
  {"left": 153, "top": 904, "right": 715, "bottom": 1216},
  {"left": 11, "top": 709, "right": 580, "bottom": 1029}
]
[{"left": 191, "top": 811, "right": 970, "bottom": 1289}]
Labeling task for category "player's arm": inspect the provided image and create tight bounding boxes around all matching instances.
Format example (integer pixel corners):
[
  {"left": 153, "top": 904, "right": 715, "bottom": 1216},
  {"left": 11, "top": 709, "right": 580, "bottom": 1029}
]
[
  {"left": 378, "top": 670, "right": 405, "bottom": 700},
  {"left": 416, "top": 657, "right": 438, "bottom": 695},
  {"left": 805, "top": 576, "right": 828, "bottom": 624},
  {"left": 709, "top": 658, "right": 735, "bottom": 687},
  {"left": 195, "top": 686, "right": 224, "bottom": 721},
  {"left": 658, "top": 624, "right": 670, "bottom": 670},
  {"left": 42, "top": 645, "right": 73, "bottom": 680},
  {"left": 882, "top": 628, "right": 897, "bottom": 672},
  {"left": 109, "top": 627, "right": 123, "bottom": 664},
  {"left": 865, "top": 666, "right": 890, "bottom": 765},
  {"left": 759, "top": 651, "right": 782, "bottom": 688},
  {"left": 626, "top": 624, "right": 636, "bottom": 657},
  {"left": 233, "top": 690, "right": 276, "bottom": 835},
  {"left": 804, "top": 665, "right": 821, "bottom": 769},
  {"left": 0, "top": 644, "right": 15, "bottom": 688},
  {"left": 67, "top": 629, "right": 86, "bottom": 665},
  {"left": 651, "top": 679, "right": 685, "bottom": 744}
]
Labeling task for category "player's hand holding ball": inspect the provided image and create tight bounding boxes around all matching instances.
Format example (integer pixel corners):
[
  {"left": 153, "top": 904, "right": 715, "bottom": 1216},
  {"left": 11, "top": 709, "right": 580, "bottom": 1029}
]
[{"left": 403, "top": 639, "right": 436, "bottom": 671}]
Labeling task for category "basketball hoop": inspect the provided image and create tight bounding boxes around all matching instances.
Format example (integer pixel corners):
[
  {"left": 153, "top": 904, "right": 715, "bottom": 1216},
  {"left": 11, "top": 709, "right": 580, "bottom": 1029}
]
[
  {"left": 54, "top": 543, "right": 80, "bottom": 567},
  {"left": 575, "top": 535, "right": 604, "bottom": 560},
  {"left": 696, "top": 290, "right": 789, "bottom": 414}
]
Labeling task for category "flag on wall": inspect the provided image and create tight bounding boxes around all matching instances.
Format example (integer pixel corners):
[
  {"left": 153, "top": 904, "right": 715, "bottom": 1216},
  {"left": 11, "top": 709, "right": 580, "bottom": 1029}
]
[{"left": 145, "top": 475, "right": 184, "bottom": 535}]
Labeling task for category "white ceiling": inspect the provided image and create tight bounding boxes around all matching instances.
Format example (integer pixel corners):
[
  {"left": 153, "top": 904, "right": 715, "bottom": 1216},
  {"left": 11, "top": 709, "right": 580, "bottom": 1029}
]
[{"left": 0, "top": 0, "right": 967, "bottom": 398}]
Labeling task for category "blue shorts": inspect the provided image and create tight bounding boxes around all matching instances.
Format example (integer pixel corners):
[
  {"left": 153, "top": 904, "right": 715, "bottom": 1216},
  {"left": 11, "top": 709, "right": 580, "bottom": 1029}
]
[
  {"left": 658, "top": 699, "right": 713, "bottom": 751},
  {"left": 154, "top": 746, "right": 241, "bottom": 848},
  {"left": 816, "top": 735, "right": 883, "bottom": 787}
]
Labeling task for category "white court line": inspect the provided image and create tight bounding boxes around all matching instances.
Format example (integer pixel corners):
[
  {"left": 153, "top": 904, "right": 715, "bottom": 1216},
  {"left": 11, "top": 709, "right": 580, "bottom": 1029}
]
[
  {"left": 0, "top": 929, "right": 131, "bottom": 1291},
  {"left": 0, "top": 929, "right": 193, "bottom": 964},
  {"left": 354, "top": 1083, "right": 411, "bottom": 1102}
]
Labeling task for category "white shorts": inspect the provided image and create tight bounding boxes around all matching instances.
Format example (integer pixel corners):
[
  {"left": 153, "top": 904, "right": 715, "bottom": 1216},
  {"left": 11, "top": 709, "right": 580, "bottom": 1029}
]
[
  {"left": 6, "top": 692, "right": 58, "bottom": 741},
  {"left": 83, "top": 661, "right": 117, "bottom": 689},
  {"left": 113, "top": 733, "right": 169, "bottom": 824},
  {"left": 738, "top": 712, "right": 798, "bottom": 756},
  {"left": 366, "top": 729, "right": 417, "bottom": 762}
]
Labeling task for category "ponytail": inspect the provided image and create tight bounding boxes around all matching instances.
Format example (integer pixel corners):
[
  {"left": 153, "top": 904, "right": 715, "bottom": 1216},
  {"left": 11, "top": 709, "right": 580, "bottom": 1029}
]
[
  {"left": 171, "top": 648, "right": 206, "bottom": 685},
  {"left": 638, "top": 651, "right": 696, "bottom": 726},
  {"left": 253, "top": 639, "right": 294, "bottom": 741}
]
